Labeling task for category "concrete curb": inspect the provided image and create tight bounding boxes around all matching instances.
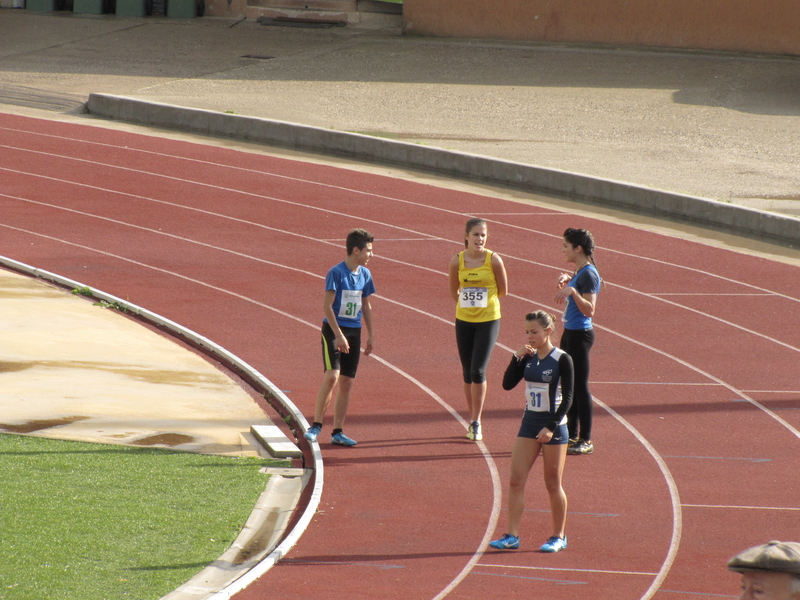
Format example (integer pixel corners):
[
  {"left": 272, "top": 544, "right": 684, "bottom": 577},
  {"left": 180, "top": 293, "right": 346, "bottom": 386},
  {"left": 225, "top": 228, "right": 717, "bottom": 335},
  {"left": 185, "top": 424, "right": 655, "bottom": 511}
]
[
  {"left": 85, "top": 93, "right": 800, "bottom": 248},
  {"left": 163, "top": 467, "right": 310, "bottom": 600},
  {"left": 0, "top": 255, "right": 324, "bottom": 600}
]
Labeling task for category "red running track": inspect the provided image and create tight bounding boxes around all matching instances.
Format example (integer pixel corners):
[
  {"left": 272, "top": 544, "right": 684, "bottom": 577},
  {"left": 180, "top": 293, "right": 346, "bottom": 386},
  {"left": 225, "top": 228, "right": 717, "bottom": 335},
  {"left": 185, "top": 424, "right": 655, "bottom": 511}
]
[{"left": 1, "top": 112, "right": 799, "bottom": 600}]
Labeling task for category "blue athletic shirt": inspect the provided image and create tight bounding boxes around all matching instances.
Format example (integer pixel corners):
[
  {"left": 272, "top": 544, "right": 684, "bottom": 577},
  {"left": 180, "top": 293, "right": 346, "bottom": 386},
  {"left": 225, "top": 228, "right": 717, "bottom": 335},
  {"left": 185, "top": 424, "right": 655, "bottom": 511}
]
[
  {"left": 323, "top": 261, "right": 376, "bottom": 328},
  {"left": 562, "top": 264, "right": 600, "bottom": 330},
  {"left": 502, "top": 347, "right": 574, "bottom": 433}
]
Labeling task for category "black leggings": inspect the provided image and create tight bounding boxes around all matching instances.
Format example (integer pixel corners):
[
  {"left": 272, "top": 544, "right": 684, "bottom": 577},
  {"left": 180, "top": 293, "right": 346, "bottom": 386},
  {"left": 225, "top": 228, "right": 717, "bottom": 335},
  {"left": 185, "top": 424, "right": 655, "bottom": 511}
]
[
  {"left": 455, "top": 318, "right": 501, "bottom": 384},
  {"left": 560, "top": 327, "right": 595, "bottom": 440}
]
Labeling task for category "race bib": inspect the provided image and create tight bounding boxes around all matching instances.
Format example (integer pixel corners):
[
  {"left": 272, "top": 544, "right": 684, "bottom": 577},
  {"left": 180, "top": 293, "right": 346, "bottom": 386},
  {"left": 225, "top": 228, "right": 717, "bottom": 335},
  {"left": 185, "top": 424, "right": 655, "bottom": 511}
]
[
  {"left": 460, "top": 287, "right": 488, "bottom": 308},
  {"left": 338, "top": 290, "right": 362, "bottom": 319},
  {"left": 525, "top": 381, "right": 550, "bottom": 412}
]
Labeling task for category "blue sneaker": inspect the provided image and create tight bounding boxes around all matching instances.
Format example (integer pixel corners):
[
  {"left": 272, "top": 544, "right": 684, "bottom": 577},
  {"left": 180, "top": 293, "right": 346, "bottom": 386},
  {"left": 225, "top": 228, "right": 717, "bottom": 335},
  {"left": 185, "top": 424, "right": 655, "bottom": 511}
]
[
  {"left": 304, "top": 425, "right": 321, "bottom": 442},
  {"left": 489, "top": 533, "right": 520, "bottom": 550},
  {"left": 331, "top": 432, "right": 357, "bottom": 447},
  {"left": 540, "top": 535, "right": 567, "bottom": 553}
]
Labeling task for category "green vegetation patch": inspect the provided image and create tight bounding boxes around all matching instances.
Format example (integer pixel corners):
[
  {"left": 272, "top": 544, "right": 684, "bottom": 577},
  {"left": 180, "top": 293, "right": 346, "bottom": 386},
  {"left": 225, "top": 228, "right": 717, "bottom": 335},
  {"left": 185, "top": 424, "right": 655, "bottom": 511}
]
[{"left": 0, "top": 433, "right": 287, "bottom": 600}]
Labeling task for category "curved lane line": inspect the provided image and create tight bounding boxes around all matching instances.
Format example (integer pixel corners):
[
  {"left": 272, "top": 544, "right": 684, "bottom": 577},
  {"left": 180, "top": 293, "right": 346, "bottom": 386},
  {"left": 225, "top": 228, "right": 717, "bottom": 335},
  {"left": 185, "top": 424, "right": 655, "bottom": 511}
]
[
  {"left": 4, "top": 179, "right": 800, "bottom": 357},
  {"left": 2, "top": 140, "right": 799, "bottom": 304},
  {"left": 587, "top": 325, "right": 800, "bottom": 440},
  {"left": 4, "top": 211, "right": 796, "bottom": 592},
  {"left": 2, "top": 134, "right": 797, "bottom": 596},
  {"left": 592, "top": 396, "right": 682, "bottom": 600},
  {"left": 0, "top": 229, "right": 502, "bottom": 600},
  {"left": 0, "top": 254, "right": 324, "bottom": 600},
  {"left": 0, "top": 222, "right": 705, "bottom": 598},
  {"left": 0, "top": 191, "right": 518, "bottom": 353},
  {"left": 4, "top": 155, "right": 800, "bottom": 348},
  {"left": 4, "top": 129, "right": 799, "bottom": 304},
  {"left": 368, "top": 354, "right": 504, "bottom": 600}
]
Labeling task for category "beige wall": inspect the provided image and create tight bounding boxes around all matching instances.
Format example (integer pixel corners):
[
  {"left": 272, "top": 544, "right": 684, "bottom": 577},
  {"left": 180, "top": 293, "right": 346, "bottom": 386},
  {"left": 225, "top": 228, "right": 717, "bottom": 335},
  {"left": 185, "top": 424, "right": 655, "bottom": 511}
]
[
  {"left": 205, "top": 0, "right": 244, "bottom": 17},
  {"left": 402, "top": 0, "right": 800, "bottom": 56}
]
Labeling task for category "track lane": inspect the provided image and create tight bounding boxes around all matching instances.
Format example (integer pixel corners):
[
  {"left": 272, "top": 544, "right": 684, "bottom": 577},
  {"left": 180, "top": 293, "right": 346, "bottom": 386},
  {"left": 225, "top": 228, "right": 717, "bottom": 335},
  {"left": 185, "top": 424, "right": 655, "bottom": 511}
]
[
  {"left": 4, "top": 127, "right": 800, "bottom": 302},
  {"left": 2, "top": 113, "right": 799, "bottom": 599}
]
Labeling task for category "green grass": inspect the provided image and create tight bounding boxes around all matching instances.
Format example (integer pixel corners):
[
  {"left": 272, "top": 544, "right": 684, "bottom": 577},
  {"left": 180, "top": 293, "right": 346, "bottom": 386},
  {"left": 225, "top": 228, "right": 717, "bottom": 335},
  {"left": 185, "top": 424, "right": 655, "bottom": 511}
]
[{"left": 0, "top": 433, "right": 288, "bottom": 600}]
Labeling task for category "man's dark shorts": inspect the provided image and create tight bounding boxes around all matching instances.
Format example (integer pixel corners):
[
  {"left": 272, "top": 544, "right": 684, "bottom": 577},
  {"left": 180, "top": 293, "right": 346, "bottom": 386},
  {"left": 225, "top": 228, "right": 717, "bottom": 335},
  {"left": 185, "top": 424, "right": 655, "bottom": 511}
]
[{"left": 321, "top": 321, "right": 362, "bottom": 378}]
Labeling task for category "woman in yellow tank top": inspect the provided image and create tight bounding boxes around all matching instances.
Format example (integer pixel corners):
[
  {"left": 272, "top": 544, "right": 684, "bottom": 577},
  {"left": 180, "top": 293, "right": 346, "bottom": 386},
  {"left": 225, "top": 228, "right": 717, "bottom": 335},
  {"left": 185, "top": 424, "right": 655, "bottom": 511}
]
[{"left": 448, "top": 218, "right": 508, "bottom": 441}]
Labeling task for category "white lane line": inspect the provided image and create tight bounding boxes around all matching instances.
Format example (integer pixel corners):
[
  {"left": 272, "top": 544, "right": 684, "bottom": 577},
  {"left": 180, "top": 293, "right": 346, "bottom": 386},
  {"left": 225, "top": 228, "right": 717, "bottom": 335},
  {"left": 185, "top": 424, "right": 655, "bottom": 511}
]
[
  {"left": 0, "top": 191, "right": 445, "bottom": 280},
  {"left": 4, "top": 159, "right": 800, "bottom": 355},
  {"left": 0, "top": 138, "right": 792, "bottom": 596},
  {"left": 0, "top": 189, "right": 502, "bottom": 357},
  {"left": 471, "top": 571, "right": 587, "bottom": 584},
  {"left": 478, "top": 563, "right": 659, "bottom": 576},
  {"left": 593, "top": 382, "right": 721, "bottom": 386},
  {"left": 504, "top": 292, "right": 800, "bottom": 440},
  {"left": 741, "top": 390, "right": 800, "bottom": 394},
  {"left": 369, "top": 355, "right": 503, "bottom": 600},
  {"left": 602, "top": 280, "right": 800, "bottom": 354},
  {"left": 3, "top": 205, "right": 800, "bottom": 600},
  {"left": 0, "top": 222, "right": 502, "bottom": 600},
  {"left": 682, "top": 504, "right": 800, "bottom": 511},
  {"left": 587, "top": 324, "right": 800, "bottom": 440},
  {"left": 481, "top": 214, "right": 800, "bottom": 305},
  {"left": 3, "top": 215, "right": 690, "bottom": 599},
  {"left": 3, "top": 192, "right": 797, "bottom": 600},
  {"left": 651, "top": 293, "right": 774, "bottom": 296},
  {"left": 5, "top": 176, "right": 800, "bottom": 361},
  {"left": 665, "top": 455, "right": 771, "bottom": 463},
  {"left": 2, "top": 136, "right": 799, "bottom": 306},
  {"left": 592, "top": 396, "right": 682, "bottom": 600}
]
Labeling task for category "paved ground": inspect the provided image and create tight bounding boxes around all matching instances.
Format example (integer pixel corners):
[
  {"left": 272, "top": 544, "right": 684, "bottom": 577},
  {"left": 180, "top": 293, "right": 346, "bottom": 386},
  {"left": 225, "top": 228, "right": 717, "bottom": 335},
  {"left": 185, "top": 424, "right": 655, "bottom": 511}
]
[
  {"left": 0, "top": 266, "right": 273, "bottom": 455},
  {"left": 4, "top": 111, "right": 799, "bottom": 600},
  {"left": 1, "top": 9, "right": 799, "bottom": 216},
  {"left": 2, "top": 11, "right": 800, "bottom": 600}
]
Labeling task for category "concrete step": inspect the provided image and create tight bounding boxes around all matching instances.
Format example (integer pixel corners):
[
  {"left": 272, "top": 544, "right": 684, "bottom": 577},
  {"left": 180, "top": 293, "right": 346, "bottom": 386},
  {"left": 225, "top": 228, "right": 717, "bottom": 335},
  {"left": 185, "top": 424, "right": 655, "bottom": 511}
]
[
  {"left": 251, "top": 0, "right": 356, "bottom": 11},
  {"left": 245, "top": 0, "right": 399, "bottom": 24}
]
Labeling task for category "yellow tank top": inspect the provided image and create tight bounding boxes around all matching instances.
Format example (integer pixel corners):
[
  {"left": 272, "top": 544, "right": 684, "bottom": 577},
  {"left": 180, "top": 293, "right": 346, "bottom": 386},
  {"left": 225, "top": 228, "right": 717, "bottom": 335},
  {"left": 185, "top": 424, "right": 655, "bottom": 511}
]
[{"left": 455, "top": 250, "right": 501, "bottom": 322}]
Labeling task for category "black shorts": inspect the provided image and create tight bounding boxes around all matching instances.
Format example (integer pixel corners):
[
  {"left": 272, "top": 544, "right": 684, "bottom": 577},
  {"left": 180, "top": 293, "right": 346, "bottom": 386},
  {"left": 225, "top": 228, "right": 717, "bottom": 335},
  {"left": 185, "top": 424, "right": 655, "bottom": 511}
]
[
  {"left": 517, "top": 410, "right": 569, "bottom": 445},
  {"left": 321, "top": 321, "right": 362, "bottom": 379}
]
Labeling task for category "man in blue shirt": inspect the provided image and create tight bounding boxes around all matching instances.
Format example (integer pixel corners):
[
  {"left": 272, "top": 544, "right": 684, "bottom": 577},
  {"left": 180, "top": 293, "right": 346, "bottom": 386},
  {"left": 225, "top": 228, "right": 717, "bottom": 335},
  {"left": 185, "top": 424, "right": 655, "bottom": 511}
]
[{"left": 304, "top": 229, "right": 375, "bottom": 447}]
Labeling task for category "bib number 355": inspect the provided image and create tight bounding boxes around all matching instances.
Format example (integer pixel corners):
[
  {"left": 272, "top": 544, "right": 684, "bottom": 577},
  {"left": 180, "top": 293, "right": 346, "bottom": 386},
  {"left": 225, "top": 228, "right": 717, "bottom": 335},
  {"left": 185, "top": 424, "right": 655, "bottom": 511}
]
[{"left": 460, "top": 287, "right": 488, "bottom": 308}]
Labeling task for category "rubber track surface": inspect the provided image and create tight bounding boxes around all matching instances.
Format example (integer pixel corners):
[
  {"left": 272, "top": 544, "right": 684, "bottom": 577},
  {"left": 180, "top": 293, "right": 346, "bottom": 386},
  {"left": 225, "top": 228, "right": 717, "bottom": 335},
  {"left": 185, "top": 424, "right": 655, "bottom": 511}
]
[{"left": 1, "top": 113, "right": 799, "bottom": 600}]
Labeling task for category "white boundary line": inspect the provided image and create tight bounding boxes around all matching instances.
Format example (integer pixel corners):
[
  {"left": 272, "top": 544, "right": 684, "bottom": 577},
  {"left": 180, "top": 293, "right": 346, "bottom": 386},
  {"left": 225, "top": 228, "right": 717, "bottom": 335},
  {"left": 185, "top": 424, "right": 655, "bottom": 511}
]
[
  {"left": 682, "top": 504, "right": 800, "bottom": 511},
  {"left": 0, "top": 255, "right": 323, "bottom": 600},
  {"left": 2, "top": 137, "right": 800, "bottom": 304},
  {"left": 592, "top": 397, "right": 682, "bottom": 600},
  {"left": 4, "top": 153, "right": 800, "bottom": 350},
  {"left": 0, "top": 252, "right": 504, "bottom": 600},
  {"left": 1, "top": 229, "right": 683, "bottom": 598},
  {"left": 1, "top": 130, "right": 798, "bottom": 598},
  {"left": 369, "top": 354, "right": 504, "bottom": 600},
  {"left": 2, "top": 217, "right": 797, "bottom": 599},
  {"left": 478, "top": 563, "right": 659, "bottom": 576}
]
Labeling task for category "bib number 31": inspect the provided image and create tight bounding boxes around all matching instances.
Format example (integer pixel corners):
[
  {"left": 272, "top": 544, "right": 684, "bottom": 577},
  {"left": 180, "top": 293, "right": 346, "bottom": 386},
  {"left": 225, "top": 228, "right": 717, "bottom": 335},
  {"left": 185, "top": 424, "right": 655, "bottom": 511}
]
[
  {"left": 339, "top": 290, "right": 363, "bottom": 318},
  {"left": 525, "top": 381, "right": 549, "bottom": 412}
]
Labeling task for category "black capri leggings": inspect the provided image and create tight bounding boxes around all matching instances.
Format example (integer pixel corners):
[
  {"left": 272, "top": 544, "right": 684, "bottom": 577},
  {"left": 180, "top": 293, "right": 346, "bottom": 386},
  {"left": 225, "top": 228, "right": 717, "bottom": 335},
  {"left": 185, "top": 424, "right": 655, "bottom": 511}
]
[
  {"left": 560, "top": 327, "right": 595, "bottom": 440},
  {"left": 455, "top": 318, "right": 501, "bottom": 384}
]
